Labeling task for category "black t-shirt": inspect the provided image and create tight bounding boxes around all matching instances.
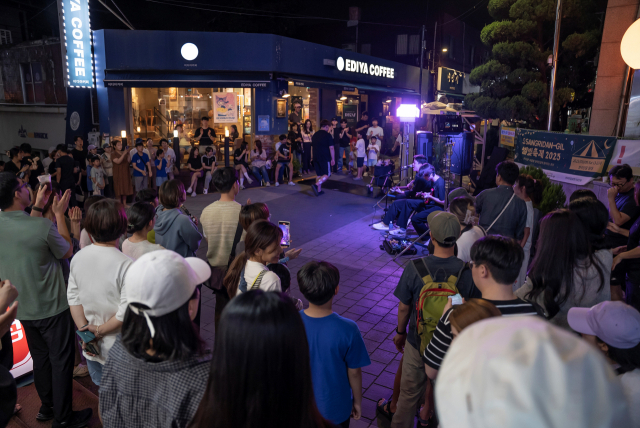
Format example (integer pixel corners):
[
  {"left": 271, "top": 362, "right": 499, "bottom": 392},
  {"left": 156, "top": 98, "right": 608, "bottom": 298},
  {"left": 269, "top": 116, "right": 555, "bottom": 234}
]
[
  {"left": 56, "top": 155, "right": 76, "bottom": 186},
  {"left": 72, "top": 148, "right": 88, "bottom": 171},
  {"left": 187, "top": 157, "right": 202, "bottom": 170},
  {"left": 202, "top": 155, "right": 216, "bottom": 168},
  {"left": 606, "top": 189, "right": 640, "bottom": 247},
  {"left": 288, "top": 131, "right": 302, "bottom": 152},
  {"left": 194, "top": 127, "right": 215, "bottom": 146},
  {"left": 425, "top": 177, "right": 446, "bottom": 206},
  {"left": 339, "top": 128, "right": 351, "bottom": 147},
  {"left": 48, "top": 160, "right": 57, "bottom": 175},
  {"left": 21, "top": 155, "right": 44, "bottom": 189},
  {"left": 406, "top": 177, "right": 431, "bottom": 199},
  {"left": 394, "top": 255, "right": 479, "bottom": 349},
  {"left": 278, "top": 144, "right": 291, "bottom": 162},
  {"left": 3, "top": 161, "right": 20, "bottom": 175},
  {"left": 234, "top": 148, "right": 248, "bottom": 166},
  {"left": 356, "top": 120, "right": 370, "bottom": 136},
  {"left": 331, "top": 127, "right": 341, "bottom": 146},
  {"left": 311, "top": 130, "right": 333, "bottom": 163}
]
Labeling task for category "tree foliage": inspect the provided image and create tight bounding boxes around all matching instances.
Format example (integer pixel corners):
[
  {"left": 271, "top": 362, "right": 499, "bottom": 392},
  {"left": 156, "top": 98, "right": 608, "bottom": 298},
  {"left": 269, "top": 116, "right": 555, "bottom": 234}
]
[
  {"left": 519, "top": 165, "right": 566, "bottom": 213},
  {"left": 466, "top": 0, "right": 602, "bottom": 129}
]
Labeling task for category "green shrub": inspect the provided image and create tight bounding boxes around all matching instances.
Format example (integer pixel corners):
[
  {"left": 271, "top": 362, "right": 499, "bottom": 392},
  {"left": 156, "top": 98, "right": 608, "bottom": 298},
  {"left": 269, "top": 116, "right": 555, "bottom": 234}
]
[{"left": 519, "top": 165, "right": 566, "bottom": 214}]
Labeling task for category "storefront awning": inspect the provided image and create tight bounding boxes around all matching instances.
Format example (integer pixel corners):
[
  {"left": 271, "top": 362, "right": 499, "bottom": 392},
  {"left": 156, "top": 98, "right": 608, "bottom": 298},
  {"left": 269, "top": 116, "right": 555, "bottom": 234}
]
[
  {"left": 283, "top": 76, "right": 417, "bottom": 94},
  {"left": 102, "top": 71, "right": 272, "bottom": 88}
]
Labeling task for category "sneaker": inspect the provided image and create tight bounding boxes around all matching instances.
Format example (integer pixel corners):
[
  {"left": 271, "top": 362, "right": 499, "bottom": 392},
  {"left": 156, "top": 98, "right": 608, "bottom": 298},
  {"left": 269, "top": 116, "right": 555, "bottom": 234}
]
[
  {"left": 52, "top": 408, "right": 92, "bottom": 428},
  {"left": 372, "top": 222, "right": 389, "bottom": 231},
  {"left": 353, "top": 177, "right": 362, "bottom": 181},
  {"left": 275, "top": 182, "right": 280, "bottom": 187},
  {"left": 239, "top": 184, "right": 245, "bottom": 190},
  {"left": 203, "top": 189, "right": 208, "bottom": 195},
  {"left": 247, "top": 178, "right": 253, "bottom": 184},
  {"left": 36, "top": 405, "right": 54, "bottom": 421},
  {"left": 288, "top": 181, "right": 296, "bottom": 186},
  {"left": 266, "top": 182, "right": 271, "bottom": 187},
  {"left": 187, "top": 187, "right": 192, "bottom": 194},
  {"left": 363, "top": 172, "right": 369, "bottom": 177},
  {"left": 318, "top": 190, "right": 325, "bottom": 195},
  {"left": 191, "top": 191, "right": 197, "bottom": 197},
  {"left": 73, "top": 364, "right": 89, "bottom": 378},
  {"left": 311, "top": 184, "right": 319, "bottom": 196},
  {"left": 389, "top": 228, "right": 407, "bottom": 238}
]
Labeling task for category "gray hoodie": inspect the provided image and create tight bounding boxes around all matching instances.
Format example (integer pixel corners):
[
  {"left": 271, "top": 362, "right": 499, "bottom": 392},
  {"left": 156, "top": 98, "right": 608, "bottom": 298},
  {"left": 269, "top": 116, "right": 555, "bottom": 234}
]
[{"left": 154, "top": 205, "right": 202, "bottom": 258}]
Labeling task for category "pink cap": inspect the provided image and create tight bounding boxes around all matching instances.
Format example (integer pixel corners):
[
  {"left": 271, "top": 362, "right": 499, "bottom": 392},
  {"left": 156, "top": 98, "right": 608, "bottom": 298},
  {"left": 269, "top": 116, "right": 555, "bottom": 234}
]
[{"left": 568, "top": 301, "right": 640, "bottom": 349}]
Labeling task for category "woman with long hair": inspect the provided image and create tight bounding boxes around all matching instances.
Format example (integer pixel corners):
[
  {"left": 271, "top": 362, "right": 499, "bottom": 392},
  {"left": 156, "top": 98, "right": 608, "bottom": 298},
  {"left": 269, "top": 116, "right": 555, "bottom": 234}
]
[
  {"left": 111, "top": 139, "right": 133, "bottom": 205},
  {"left": 189, "top": 290, "right": 333, "bottom": 428},
  {"left": 516, "top": 209, "right": 610, "bottom": 330},
  {"left": 230, "top": 124, "right": 240, "bottom": 141},
  {"left": 187, "top": 146, "right": 203, "bottom": 197},
  {"left": 250, "top": 140, "right": 270, "bottom": 186},
  {"left": 513, "top": 175, "right": 544, "bottom": 289},
  {"left": 223, "top": 220, "right": 283, "bottom": 298},
  {"left": 301, "top": 119, "right": 314, "bottom": 174},
  {"left": 449, "top": 196, "right": 484, "bottom": 263},
  {"left": 99, "top": 250, "right": 211, "bottom": 428},
  {"left": 234, "top": 142, "right": 253, "bottom": 189}
]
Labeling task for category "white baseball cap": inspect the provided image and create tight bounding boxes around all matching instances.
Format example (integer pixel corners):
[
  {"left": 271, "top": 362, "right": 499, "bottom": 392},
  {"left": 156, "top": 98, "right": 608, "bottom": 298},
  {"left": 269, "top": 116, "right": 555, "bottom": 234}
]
[
  {"left": 436, "top": 317, "right": 631, "bottom": 428},
  {"left": 125, "top": 250, "right": 210, "bottom": 336},
  {"left": 568, "top": 301, "right": 640, "bottom": 349}
]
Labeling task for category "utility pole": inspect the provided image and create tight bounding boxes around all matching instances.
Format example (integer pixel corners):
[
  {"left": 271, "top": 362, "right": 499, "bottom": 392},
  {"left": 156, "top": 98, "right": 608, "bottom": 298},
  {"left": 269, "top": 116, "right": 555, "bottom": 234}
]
[
  {"left": 547, "top": 0, "right": 562, "bottom": 131},
  {"left": 418, "top": 25, "right": 425, "bottom": 107}
]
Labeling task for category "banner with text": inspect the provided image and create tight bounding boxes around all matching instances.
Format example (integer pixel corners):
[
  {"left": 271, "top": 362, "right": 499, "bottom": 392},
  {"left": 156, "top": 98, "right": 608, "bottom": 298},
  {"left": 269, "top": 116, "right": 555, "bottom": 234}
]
[{"left": 515, "top": 130, "right": 617, "bottom": 183}]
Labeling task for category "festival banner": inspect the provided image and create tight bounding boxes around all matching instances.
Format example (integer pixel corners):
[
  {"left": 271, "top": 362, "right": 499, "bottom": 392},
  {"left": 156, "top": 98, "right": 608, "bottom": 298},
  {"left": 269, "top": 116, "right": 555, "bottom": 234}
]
[
  {"left": 609, "top": 139, "right": 640, "bottom": 175},
  {"left": 212, "top": 93, "right": 238, "bottom": 124},
  {"left": 515, "top": 130, "right": 617, "bottom": 183}
]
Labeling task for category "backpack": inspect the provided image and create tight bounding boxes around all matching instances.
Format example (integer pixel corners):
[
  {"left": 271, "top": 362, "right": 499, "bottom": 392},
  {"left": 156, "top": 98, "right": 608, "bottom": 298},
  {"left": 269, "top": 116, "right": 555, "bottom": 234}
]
[{"left": 413, "top": 258, "right": 465, "bottom": 356}]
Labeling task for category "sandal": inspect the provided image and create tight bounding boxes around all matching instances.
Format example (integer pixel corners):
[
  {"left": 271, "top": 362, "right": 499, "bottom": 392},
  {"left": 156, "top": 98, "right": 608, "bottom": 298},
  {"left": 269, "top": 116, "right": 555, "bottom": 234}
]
[
  {"left": 416, "top": 413, "right": 438, "bottom": 428},
  {"left": 376, "top": 396, "right": 395, "bottom": 421}
]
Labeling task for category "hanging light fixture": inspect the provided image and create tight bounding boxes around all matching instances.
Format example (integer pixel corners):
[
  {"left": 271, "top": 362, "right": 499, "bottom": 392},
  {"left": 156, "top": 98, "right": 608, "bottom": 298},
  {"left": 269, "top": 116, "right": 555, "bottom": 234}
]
[{"left": 621, "top": 18, "right": 640, "bottom": 69}]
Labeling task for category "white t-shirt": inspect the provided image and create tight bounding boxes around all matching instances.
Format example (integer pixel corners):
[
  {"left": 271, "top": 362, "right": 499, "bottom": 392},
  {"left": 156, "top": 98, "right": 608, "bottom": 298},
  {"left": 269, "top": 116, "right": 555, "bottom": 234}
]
[
  {"left": 367, "top": 140, "right": 381, "bottom": 163},
  {"left": 122, "top": 238, "right": 163, "bottom": 261},
  {"left": 356, "top": 139, "right": 367, "bottom": 158},
  {"left": 620, "top": 369, "right": 640, "bottom": 427},
  {"left": 456, "top": 226, "right": 485, "bottom": 263},
  {"left": 163, "top": 147, "right": 176, "bottom": 172},
  {"left": 67, "top": 245, "right": 132, "bottom": 364},
  {"left": 524, "top": 200, "right": 534, "bottom": 251},
  {"left": 236, "top": 260, "right": 281, "bottom": 295},
  {"left": 80, "top": 229, "right": 125, "bottom": 250},
  {"left": 367, "top": 126, "right": 384, "bottom": 141}
]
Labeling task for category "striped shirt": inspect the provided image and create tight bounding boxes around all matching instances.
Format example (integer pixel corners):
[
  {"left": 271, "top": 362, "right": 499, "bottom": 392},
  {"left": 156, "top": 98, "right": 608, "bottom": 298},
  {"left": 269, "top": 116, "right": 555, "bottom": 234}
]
[{"left": 422, "top": 298, "right": 539, "bottom": 369}]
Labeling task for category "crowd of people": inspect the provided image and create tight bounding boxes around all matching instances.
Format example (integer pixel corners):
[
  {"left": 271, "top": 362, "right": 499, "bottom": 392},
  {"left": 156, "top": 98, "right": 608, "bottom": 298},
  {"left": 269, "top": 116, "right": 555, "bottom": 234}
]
[{"left": 2, "top": 130, "right": 640, "bottom": 428}]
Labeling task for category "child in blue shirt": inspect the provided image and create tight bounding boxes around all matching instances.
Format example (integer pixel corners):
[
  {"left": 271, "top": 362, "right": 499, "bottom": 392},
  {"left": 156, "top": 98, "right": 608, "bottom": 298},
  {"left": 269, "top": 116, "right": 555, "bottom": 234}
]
[
  {"left": 298, "top": 261, "right": 371, "bottom": 427},
  {"left": 155, "top": 149, "right": 168, "bottom": 188}
]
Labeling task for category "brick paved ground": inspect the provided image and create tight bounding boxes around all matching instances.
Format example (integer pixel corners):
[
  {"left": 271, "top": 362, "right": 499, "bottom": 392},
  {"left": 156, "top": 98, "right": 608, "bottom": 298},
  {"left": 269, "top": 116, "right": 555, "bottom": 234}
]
[{"left": 200, "top": 210, "right": 422, "bottom": 427}]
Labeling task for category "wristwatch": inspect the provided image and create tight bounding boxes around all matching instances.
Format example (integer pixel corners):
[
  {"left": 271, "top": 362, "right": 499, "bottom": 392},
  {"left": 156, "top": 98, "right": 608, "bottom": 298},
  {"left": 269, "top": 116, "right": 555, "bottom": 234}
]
[
  {"left": 396, "top": 328, "right": 407, "bottom": 335},
  {"left": 32, "top": 206, "right": 43, "bottom": 213}
]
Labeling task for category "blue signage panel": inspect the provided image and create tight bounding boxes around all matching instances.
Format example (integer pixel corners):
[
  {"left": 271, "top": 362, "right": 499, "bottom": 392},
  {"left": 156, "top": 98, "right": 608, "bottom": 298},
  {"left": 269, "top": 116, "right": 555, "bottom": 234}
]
[{"left": 61, "top": 0, "right": 94, "bottom": 88}]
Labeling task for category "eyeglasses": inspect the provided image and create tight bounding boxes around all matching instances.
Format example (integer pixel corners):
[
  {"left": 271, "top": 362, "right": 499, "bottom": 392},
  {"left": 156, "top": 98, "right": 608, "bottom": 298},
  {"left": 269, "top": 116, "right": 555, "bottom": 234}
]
[{"left": 611, "top": 180, "right": 628, "bottom": 189}]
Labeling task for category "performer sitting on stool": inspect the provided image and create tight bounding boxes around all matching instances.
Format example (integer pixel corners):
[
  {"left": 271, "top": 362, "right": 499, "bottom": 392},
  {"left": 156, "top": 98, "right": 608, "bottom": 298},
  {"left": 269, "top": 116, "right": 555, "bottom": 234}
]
[
  {"left": 372, "top": 162, "right": 445, "bottom": 238},
  {"left": 382, "top": 155, "right": 429, "bottom": 198}
]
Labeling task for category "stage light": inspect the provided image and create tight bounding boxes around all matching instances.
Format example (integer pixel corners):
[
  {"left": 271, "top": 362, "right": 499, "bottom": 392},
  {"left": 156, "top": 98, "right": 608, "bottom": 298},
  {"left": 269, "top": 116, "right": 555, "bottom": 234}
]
[
  {"left": 621, "top": 18, "right": 640, "bottom": 69},
  {"left": 397, "top": 104, "right": 420, "bottom": 121}
]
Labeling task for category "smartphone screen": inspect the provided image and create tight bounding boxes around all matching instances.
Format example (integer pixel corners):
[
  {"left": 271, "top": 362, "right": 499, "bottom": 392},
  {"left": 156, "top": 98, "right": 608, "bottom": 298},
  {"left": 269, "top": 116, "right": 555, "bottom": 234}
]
[{"left": 279, "top": 221, "right": 290, "bottom": 247}]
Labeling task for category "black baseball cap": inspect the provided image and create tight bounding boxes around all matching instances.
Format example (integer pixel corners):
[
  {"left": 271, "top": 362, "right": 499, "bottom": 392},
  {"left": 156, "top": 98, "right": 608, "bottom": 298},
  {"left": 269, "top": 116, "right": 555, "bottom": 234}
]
[{"left": 332, "top": 117, "right": 339, "bottom": 121}]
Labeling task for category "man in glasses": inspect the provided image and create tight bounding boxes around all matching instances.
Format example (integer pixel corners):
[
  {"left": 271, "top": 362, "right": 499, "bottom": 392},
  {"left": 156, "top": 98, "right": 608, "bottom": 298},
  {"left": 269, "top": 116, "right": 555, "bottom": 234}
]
[
  {"left": 606, "top": 164, "right": 640, "bottom": 301},
  {"left": 289, "top": 103, "right": 302, "bottom": 127}
]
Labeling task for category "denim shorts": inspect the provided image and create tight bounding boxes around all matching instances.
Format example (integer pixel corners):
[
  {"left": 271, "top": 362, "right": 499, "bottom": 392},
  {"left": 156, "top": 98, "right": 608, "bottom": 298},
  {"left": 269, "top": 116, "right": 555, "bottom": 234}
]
[{"left": 367, "top": 158, "right": 377, "bottom": 167}]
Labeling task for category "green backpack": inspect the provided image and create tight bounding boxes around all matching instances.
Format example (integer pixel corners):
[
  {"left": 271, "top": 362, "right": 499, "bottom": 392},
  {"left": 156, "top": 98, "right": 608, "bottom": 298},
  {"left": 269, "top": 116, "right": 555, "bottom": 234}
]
[{"left": 413, "top": 258, "right": 465, "bottom": 356}]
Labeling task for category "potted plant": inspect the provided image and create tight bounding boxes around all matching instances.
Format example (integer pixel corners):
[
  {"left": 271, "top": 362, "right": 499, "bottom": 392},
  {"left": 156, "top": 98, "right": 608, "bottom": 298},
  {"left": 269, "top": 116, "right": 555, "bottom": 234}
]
[{"left": 519, "top": 165, "right": 566, "bottom": 214}]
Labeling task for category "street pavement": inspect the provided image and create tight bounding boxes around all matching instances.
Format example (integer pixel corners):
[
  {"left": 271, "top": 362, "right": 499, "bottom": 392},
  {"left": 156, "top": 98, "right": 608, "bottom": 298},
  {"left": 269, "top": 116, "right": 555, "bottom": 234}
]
[{"left": 185, "top": 177, "right": 422, "bottom": 427}]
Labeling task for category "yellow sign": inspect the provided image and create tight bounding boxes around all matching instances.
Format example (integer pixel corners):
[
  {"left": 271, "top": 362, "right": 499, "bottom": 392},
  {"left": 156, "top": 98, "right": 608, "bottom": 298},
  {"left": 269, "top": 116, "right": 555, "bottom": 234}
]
[
  {"left": 500, "top": 127, "right": 516, "bottom": 147},
  {"left": 569, "top": 139, "right": 610, "bottom": 174}
]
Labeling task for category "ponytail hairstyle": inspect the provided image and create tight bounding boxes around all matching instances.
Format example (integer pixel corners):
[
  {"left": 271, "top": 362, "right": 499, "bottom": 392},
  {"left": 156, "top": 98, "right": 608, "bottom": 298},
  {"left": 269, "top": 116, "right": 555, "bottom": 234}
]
[
  {"left": 239, "top": 202, "right": 270, "bottom": 231},
  {"left": 449, "top": 196, "right": 476, "bottom": 226},
  {"left": 516, "top": 175, "right": 544, "bottom": 205},
  {"left": 127, "top": 201, "right": 156, "bottom": 234},
  {"left": 223, "top": 220, "right": 283, "bottom": 297}
]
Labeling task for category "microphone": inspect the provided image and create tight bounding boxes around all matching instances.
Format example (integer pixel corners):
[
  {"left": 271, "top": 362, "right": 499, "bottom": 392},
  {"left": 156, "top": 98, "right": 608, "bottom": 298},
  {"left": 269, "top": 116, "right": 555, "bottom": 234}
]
[{"left": 399, "top": 165, "right": 413, "bottom": 170}]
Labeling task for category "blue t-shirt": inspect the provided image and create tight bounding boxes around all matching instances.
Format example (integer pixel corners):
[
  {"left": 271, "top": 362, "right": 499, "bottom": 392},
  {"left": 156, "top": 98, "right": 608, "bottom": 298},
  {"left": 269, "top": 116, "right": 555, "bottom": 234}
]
[
  {"left": 131, "top": 152, "right": 150, "bottom": 177},
  {"left": 155, "top": 159, "right": 167, "bottom": 177},
  {"left": 300, "top": 311, "right": 371, "bottom": 424}
]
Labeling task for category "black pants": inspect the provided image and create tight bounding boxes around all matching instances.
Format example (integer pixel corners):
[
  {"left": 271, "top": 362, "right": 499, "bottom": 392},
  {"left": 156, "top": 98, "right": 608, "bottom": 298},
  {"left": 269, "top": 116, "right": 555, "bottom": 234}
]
[
  {"left": 60, "top": 182, "right": 78, "bottom": 208},
  {"left": 21, "top": 309, "right": 75, "bottom": 423},
  {"left": 626, "top": 279, "right": 640, "bottom": 312},
  {"left": 302, "top": 143, "right": 312, "bottom": 171},
  {"left": 383, "top": 199, "right": 423, "bottom": 229},
  {"left": 332, "top": 144, "right": 340, "bottom": 172},
  {"left": 338, "top": 418, "right": 350, "bottom": 428},
  {"left": 412, "top": 204, "right": 444, "bottom": 236}
]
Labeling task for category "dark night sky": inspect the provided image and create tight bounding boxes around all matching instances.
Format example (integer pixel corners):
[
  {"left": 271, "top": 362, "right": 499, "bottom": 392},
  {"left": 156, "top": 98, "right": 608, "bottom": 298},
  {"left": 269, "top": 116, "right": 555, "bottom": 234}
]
[{"left": 17, "top": 0, "right": 494, "bottom": 45}]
